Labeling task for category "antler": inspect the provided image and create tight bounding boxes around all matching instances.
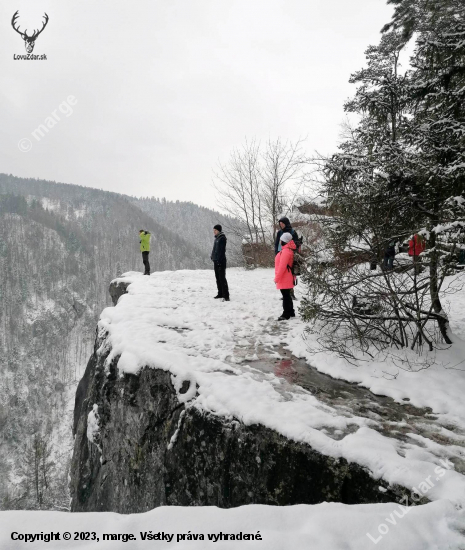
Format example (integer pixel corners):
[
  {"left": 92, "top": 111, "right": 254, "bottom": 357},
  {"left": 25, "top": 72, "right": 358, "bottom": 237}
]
[
  {"left": 30, "top": 13, "right": 49, "bottom": 39},
  {"left": 11, "top": 10, "right": 26, "bottom": 38}
]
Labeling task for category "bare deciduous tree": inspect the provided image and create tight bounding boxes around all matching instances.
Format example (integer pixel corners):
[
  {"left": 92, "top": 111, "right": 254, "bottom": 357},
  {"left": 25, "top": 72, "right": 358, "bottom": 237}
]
[
  {"left": 262, "top": 137, "right": 309, "bottom": 244},
  {"left": 214, "top": 137, "right": 310, "bottom": 266},
  {"left": 18, "top": 433, "right": 55, "bottom": 509}
]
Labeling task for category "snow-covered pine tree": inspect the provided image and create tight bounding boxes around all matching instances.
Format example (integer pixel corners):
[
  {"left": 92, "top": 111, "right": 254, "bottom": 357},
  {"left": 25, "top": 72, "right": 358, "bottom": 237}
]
[
  {"left": 301, "top": 8, "right": 465, "bottom": 362},
  {"left": 386, "top": 0, "right": 465, "bottom": 342}
]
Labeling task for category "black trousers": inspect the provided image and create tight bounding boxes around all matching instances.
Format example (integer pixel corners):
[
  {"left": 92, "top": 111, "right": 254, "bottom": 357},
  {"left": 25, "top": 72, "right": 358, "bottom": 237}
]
[
  {"left": 383, "top": 251, "right": 395, "bottom": 270},
  {"left": 280, "top": 289, "right": 295, "bottom": 319},
  {"left": 142, "top": 251, "right": 150, "bottom": 275},
  {"left": 412, "top": 255, "right": 422, "bottom": 275},
  {"left": 214, "top": 260, "right": 229, "bottom": 299}
]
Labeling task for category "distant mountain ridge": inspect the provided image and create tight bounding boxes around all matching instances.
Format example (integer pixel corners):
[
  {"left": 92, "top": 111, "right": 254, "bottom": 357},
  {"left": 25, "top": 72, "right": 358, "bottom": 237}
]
[
  {"left": 129, "top": 196, "right": 242, "bottom": 259},
  {"left": 0, "top": 174, "right": 213, "bottom": 271}
]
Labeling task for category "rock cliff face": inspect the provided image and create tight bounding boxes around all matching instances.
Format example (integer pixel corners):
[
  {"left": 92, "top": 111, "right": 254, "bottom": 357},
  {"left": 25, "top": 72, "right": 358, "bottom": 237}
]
[{"left": 70, "top": 282, "right": 409, "bottom": 513}]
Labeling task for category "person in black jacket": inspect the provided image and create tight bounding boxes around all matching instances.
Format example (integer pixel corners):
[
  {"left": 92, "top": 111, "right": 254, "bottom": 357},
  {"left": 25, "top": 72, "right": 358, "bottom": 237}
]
[
  {"left": 383, "top": 238, "right": 398, "bottom": 271},
  {"left": 211, "top": 224, "right": 230, "bottom": 301},
  {"left": 275, "top": 217, "right": 298, "bottom": 255}
]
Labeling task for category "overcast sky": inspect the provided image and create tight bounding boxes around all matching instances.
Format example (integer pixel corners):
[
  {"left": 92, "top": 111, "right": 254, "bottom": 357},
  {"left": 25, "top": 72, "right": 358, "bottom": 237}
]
[{"left": 1, "top": 0, "right": 393, "bottom": 210}]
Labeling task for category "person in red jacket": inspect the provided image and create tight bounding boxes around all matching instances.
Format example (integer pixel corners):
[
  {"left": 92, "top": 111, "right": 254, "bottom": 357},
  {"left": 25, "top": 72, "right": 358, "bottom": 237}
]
[
  {"left": 408, "top": 234, "right": 426, "bottom": 274},
  {"left": 274, "top": 232, "right": 296, "bottom": 321},
  {"left": 408, "top": 234, "right": 426, "bottom": 256}
]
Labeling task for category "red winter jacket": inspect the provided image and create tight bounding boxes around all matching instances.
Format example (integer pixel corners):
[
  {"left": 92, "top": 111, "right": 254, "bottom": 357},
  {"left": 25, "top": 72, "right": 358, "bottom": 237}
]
[
  {"left": 274, "top": 240, "right": 296, "bottom": 289},
  {"left": 408, "top": 234, "right": 426, "bottom": 256}
]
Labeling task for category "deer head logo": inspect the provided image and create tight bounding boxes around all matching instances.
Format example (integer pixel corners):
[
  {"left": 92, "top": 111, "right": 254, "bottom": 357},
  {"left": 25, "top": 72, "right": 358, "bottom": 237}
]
[{"left": 11, "top": 11, "right": 49, "bottom": 54}]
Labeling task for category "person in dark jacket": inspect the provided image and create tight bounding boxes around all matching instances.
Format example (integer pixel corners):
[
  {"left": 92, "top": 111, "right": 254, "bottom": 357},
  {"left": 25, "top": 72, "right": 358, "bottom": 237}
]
[
  {"left": 211, "top": 224, "right": 229, "bottom": 301},
  {"left": 275, "top": 217, "right": 298, "bottom": 256},
  {"left": 139, "top": 230, "right": 151, "bottom": 275},
  {"left": 383, "top": 238, "right": 397, "bottom": 271}
]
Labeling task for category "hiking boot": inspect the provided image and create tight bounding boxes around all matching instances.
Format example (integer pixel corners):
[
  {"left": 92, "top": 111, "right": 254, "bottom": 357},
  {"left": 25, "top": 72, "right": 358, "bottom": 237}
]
[
  {"left": 290, "top": 312, "right": 295, "bottom": 317},
  {"left": 214, "top": 295, "right": 222, "bottom": 299},
  {"left": 222, "top": 298, "right": 230, "bottom": 302},
  {"left": 277, "top": 315, "right": 289, "bottom": 321}
]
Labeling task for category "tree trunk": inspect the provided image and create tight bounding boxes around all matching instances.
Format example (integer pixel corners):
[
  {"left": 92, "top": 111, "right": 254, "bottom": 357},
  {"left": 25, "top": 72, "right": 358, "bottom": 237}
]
[{"left": 429, "top": 231, "right": 452, "bottom": 344}]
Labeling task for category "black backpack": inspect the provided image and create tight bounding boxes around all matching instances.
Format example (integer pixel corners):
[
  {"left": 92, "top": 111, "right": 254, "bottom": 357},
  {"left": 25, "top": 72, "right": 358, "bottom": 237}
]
[{"left": 288, "top": 232, "right": 305, "bottom": 277}]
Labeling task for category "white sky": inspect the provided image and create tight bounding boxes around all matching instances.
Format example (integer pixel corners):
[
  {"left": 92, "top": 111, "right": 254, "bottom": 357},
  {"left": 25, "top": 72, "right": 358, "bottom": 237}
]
[{"left": 0, "top": 0, "right": 393, "bottom": 210}]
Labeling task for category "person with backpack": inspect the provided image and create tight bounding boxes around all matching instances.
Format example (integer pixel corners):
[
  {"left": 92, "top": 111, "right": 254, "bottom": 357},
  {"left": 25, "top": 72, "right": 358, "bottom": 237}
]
[
  {"left": 139, "top": 230, "right": 151, "bottom": 275},
  {"left": 274, "top": 232, "right": 296, "bottom": 320},
  {"left": 211, "top": 224, "right": 230, "bottom": 301},
  {"left": 275, "top": 217, "right": 301, "bottom": 300}
]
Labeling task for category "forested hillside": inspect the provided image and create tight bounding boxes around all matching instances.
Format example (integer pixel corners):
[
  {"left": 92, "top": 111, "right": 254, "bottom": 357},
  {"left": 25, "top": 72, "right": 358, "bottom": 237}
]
[
  {"left": 0, "top": 174, "right": 220, "bottom": 509},
  {"left": 130, "top": 197, "right": 242, "bottom": 261}
]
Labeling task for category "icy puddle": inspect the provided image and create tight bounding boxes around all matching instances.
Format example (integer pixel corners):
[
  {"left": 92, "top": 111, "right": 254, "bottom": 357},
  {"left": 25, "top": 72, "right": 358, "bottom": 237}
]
[{"left": 229, "top": 338, "right": 465, "bottom": 476}]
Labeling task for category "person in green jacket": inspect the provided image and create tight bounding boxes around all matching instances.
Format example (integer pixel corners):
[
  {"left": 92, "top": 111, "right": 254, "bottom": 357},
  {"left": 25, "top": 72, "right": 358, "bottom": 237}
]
[{"left": 139, "top": 230, "right": 151, "bottom": 275}]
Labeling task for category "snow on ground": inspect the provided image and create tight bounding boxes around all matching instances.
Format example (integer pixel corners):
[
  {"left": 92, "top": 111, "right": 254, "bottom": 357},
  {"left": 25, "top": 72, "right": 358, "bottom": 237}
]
[
  {"left": 24, "top": 298, "right": 60, "bottom": 325},
  {"left": 40, "top": 198, "right": 61, "bottom": 212},
  {"left": 33, "top": 197, "right": 86, "bottom": 219},
  {"left": 2, "top": 267, "right": 465, "bottom": 548},
  {"left": 287, "top": 272, "right": 465, "bottom": 426},
  {"left": 1, "top": 500, "right": 465, "bottom": 550},
  {"left": 96, "top": 268, "right": 465, "bottom": 506}
]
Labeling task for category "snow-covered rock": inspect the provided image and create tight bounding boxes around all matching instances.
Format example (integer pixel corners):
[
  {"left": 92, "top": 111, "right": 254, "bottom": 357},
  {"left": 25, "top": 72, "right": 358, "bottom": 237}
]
[{"left": 70, "top": 270, "right": 410, "bottom": 512}]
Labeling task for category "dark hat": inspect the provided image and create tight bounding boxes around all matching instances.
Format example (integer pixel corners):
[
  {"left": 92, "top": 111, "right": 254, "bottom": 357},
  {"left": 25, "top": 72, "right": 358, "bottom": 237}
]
[
  {"left": 278, "top": 217, "right": 290, "bottom": 226},
  {"left": 214, "top": 224, "right": 222, "bottom": 232},
  {"left": 139, "top": 229, "right": 144, "bottom": 233}
]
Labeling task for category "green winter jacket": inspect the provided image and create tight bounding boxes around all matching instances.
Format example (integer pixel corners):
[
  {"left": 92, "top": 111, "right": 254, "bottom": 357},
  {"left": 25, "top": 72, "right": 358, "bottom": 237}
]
[{"left": 139, "top": 231, "right": 151, "bottom": 252}]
